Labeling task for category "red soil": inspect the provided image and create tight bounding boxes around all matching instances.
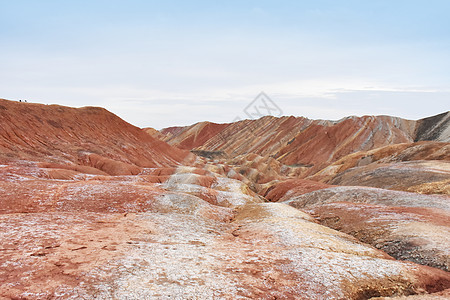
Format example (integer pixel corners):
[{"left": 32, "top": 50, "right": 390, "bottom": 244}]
[{"left": 0, "top": 99, "right": 194, "bottom": 175}]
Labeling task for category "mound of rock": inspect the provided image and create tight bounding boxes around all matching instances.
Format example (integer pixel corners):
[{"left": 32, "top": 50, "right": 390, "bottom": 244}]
[
  {"left": 1, "top": 99, "right": 450, "bottom": 299},
  {"left": 327, "top": 160, "right": 450, "bottom": 193},
  {"left": 0, "top": 99, "right": 194, "bottom": 174},
  {"left": 284, "top": 186, "right": 450, "bottom": 272}
]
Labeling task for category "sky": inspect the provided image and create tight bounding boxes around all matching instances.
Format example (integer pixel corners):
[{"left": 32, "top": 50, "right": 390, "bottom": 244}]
[{"left": 1, "top": 0, "right": 449, "bottom": 129}]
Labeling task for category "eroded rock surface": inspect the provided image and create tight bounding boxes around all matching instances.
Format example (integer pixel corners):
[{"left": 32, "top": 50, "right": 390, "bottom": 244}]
[
  {"left": 284, "top": 186, "right": 450, "bottom": 273},
  {"left": 326, "top": 160, "right": 450, "bottom": 193},
  {"left": 263, "top": 178, "right": 334, "bottom": 202},
  {"left": 284, "top": 186, "right": 450, "bottom": 211},
  {"left": 2, "top": 202, "right": 450, "bottom": 299},
  {"left": 310, "top": 203, "right": 450, "bottom": 272},
  {"left": 1, "top": 99, "right": 450, "bottom": 299},
  {"left": 160, "top": 113, "right": 449, "bottom": 174},
  {"left": 309, "top": 142, "right": 450, "bottom": 191},
  {"left": 0, "top": 99, "right": 194, "bottom": 174}
]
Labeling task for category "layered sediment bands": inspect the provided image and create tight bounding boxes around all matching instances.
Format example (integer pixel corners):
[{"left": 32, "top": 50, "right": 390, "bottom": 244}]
[
  {"left": 160, "top": 113, "right": 449, "bottom": 179},
  {"left": 284, "top": 186, "right": 450, "bottom": 211},
  {"left": 224, "top": 153, "right": 285, "bottom": 184},
  {"left": 161, "top": 121, "right": 230, "bottom": 150},
  {"left": 309, "top": 141, "right": 450, "bottom": 184},
  {"left": 309, "top": 202, "right": 450, "bottom": 272},
  {"left": 0, "top": 99, "right": 193, "bottom": 173},
  {"left": 274, "top": 115, "right": 416, "bottom": 173},
  {"left": 284, "top": 186, "right": 450, "bottom": 272},
  {"left": 227, "top": 203, "right": 450, "bottom": 299},
  {"left": 158, "top": 114, "right": 450, "bottom": 199},
  {"left": 2, "top": 98, "right": 450, "bottom": 299},
  {"left": 415, "top": 111, "right": 450, "bottom": 142},
  {"left": 263, "top": 178, "right": 334, "bottom": 202},
  {"left": 163, "top": 115, "right": 314, "bottom": 159},
  {"left": 3, "top": 201, "right": 450, "bottom": 299},
  {"left": 0, "top": 163, "right": 260, "bottom": 215},
  {"left": 2, "top": 159, "right": 450, "bottom": 298},
  {"left": 326, "top": 160, "right": 450, "bottom": 193},
  {"left": 142, "top": 127, "right": 166, "bottom": 140},
  {"left": 161, "top": 115, "right": 423, "bottom": 172}
]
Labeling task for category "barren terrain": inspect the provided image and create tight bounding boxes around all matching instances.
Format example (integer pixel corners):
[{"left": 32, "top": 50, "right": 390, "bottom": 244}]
[{"left": 1, "top": 98, "right": 449, "bottom": 299}]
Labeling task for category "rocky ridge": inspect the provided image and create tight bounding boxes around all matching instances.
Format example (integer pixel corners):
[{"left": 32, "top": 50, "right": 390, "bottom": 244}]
[
  {"left": 0, "top": 98, "right": 449, "bottom": 299},
  {"left": 0, "top": 99, "right": 194, "bottom": 175}
]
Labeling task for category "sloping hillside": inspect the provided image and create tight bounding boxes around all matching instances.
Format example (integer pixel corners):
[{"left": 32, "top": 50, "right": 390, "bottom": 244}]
[
  {"left": 160, "top": 121, "right": 229, "bottom": 150},
  {"left": 159, "top": 113, "right": 449, "bottom": 175},
  {"left": 0, "top": 99, "right": 193, "bottom": 174},
  {"left": 1, "top": 99, "right": 450, "bottom": 299},
  {"left": 415, "top": 111, "right": 450, "bottom": 142}
]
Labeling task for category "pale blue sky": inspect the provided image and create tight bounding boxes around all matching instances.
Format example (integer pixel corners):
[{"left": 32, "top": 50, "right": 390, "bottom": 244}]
[{"left": 1, "top": 0, "right": 449, "bottom": 128}]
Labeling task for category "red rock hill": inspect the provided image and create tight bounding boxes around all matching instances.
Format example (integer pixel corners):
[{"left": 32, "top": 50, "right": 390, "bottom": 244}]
[
  {"left": 160, "top": 113, "right": 449, "bottom": 176},
  {"left": 0, "top": 98, "right": 193, "bottom": 175}
]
